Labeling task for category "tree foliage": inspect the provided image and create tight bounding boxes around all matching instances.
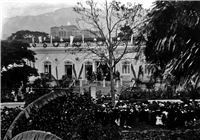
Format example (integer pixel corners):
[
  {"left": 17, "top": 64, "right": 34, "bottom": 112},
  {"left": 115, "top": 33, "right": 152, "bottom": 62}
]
[
  {"left": 7, "top": 30, "right": 49, "bottom": 43},
  {"left": 145, "top": 1, "right": 200, "bottom": 82},
  {"left": 1, "top": 40, "right": 38, "bottom": 93},
  {"left": 3, "top": 90, "right": 68, "bottom": 140},
  {"left": 11, "top": 130, "right": 62, "bottom": 140}
]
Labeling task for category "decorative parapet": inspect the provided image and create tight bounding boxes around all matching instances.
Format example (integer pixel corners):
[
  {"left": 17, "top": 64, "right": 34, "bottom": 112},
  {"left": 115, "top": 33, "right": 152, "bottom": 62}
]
[{"left": 29, "top": 42, "right": 135, "bottom": 48}]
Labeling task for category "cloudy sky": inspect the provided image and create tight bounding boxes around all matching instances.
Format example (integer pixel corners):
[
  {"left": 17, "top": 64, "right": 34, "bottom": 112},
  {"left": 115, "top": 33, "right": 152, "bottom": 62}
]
[{"left": 0, "top": 0, "right": 155, "bottom": 39}]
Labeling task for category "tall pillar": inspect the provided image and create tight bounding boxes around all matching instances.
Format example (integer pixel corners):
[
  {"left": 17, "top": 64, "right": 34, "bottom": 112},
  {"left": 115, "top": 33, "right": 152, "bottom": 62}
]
[
  {"left": 90, "top": 86, "right": 96, "bottom": 99},
  {"left": 103, "top": 77, "right": 106, "bottom": 87},
  {"left": 120, "top": 76, "right": 123, "bottom": 86},
  {"left": 80, "top": 79, "right": 82, "bottom": 87},
  {"left": 92, "top": 61, "right": 96, "bottom": 72},
  {"left": 85, "top": 79, "right": 88, "bottom": 85},
  {"left": 116, "top": 80, "right": 119, "bottom": 88}
]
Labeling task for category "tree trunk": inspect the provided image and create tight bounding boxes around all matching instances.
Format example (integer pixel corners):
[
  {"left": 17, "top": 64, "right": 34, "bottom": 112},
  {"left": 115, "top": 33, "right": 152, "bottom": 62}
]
[
  {"left": 109, "top": 50, "right": 115, "bottom": 107},
  {"left": 110, "top": 66, "right": 115, "bottom": 107}
]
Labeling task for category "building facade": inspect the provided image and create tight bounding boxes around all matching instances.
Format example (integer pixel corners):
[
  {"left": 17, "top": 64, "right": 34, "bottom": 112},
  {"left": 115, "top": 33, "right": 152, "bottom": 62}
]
[
  {"left": 50, "top": 25, "right": 97, "bottom": 39},
  {"left": 30, "top": 41, "right": 152, "bottom": 85}
]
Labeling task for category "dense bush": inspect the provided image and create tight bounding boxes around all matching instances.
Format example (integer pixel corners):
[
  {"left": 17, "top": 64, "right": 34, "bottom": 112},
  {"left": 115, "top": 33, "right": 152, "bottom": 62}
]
[
  {"left": 2, "top": 81, "right": 199, "bottom": 140},
  {"left": 2, "top": 93, "right": 200, "bottom": 140},
  {"left": 1, "top": 107, "right": 22, "bottom": 140},
  {"left": 1, "top": 88, "right": 25, "bottom": 102},
  {"left": 2, "top": 90, "right": 121, "bottom": 140}
]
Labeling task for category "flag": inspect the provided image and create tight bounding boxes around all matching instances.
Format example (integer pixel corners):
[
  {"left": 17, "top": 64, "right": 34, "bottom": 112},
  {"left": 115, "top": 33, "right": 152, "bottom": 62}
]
[
  {"left": 72, "top": 64, "right": 77, "bottom": 80},
  {"left": 78, "top": 64, "right": 83, "bottom": 79},
  {"left": 131, "top": 64, "right": 136, "bottom": 80},
  {"left": 131, "top": 34, "right": 134, "bottom": 45},
  {"left": 70, "top": 35, "right": 74, "bottom": 46},
  {"left": 50, "top": 36, "right": 53, "bottom": 44},
  {"left": 82, "top": 34, "right": 84, "bottom": 43},
  {"left": 38, "top": 36, "right": 42, "bottom": 43}
]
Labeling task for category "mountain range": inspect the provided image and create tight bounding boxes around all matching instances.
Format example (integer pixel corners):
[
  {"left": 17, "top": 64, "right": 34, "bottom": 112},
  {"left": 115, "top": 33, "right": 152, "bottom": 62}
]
[{"left": 2, "top": 7, "right": 80, "bottom": 39}]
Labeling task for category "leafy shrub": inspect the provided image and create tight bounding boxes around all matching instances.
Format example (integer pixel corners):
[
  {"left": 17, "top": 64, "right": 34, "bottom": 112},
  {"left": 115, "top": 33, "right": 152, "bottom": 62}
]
[
  {"left": 1, "top": 107, "right": 22, "bottom": 139},
  {"left": 4, "top": 90, "right": 120, "bottom": 140}
]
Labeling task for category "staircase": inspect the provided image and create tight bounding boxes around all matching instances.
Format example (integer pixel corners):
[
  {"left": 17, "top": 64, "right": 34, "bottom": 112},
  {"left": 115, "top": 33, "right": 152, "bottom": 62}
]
[{"left": 72, "top": 80, "right": 131, "bottom": 95}]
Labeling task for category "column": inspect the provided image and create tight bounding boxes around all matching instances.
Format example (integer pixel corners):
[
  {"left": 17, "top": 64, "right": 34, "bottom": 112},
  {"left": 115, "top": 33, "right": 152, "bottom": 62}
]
[
  {"left": 80, "top": 79, "right": 82, "bottom": 87},
  {"left": 92, "top": 61, "right": 96, "bottom": 72},
  {"left": 85, "top": 79, "right": 88, "bottom": 85},
  {"left": 103, "top": 77, "right": 106, "bottom": 87},
  {"left": 120, "top": 76, "right": 123, "bottom": 86},
  {"left": 116, "top": 80, "right": 119, "bottom": 88},
  {"left": 90, "top": 86, "right": 96, "bottom": 99}
]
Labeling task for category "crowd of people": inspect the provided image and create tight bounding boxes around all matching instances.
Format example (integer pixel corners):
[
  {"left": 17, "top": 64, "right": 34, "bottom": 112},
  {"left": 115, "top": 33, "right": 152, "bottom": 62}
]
[
  {"left": 86, "top": 70, "right": 121, "bottom": 82},
  {"left": 94, "top": 100, "right": 200, "bottom": 129}
]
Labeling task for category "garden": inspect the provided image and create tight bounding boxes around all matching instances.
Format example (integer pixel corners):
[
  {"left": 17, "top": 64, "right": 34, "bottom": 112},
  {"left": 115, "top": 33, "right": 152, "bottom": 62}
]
[
  {"left": 1, "top": 0, "right": 200, "bottom": 139},
  {"left": 1, "top": 83, "right": 200, "bottom": 140}
]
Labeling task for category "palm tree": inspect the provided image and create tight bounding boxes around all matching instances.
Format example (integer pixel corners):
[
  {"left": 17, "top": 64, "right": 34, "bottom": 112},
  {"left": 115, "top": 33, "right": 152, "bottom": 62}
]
[
  {"left": 3, "top": 90, "right": 68, "bottom": 140},
  {"left": 145, "top": 1, "right": 200, "bottom": 83},
  {"left": 11, "top": 130, "right": 62, "bottom": 140}
]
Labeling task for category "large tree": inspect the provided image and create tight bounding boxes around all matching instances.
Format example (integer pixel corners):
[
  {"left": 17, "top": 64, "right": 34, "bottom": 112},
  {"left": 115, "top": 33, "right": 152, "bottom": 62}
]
[
  {"left": 145, "top": 1, "right": 200, "bottom": 84},
  {"left": 7, "top": 30, "right": 49, "bottom": 43},
  {"left": 1, "top": 40, "right": 38, "bottom": 94},
  {"left": 74, "top": 0, "right": 147, "bottom": 106}
]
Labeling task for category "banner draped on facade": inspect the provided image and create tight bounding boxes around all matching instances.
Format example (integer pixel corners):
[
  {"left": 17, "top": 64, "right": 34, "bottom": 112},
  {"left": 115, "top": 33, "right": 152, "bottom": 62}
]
[{"left": 70, "top": 35, "right": 74, "bottom": 46}]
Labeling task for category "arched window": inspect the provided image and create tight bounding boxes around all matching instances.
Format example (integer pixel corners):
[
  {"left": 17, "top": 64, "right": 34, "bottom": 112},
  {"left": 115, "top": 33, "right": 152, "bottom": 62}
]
[
  {"left": 44, "top": 61, "right": 51, "bottom": 74},
  {"left": 122, "top": 61, "right": 130, "bottom": 74},
  {"left": 59, "top": 31, "right": 61, "bottom": 37},
  {"left": 64, "top": 61, "right": 73, "bottom": 78},
  {"left": 61, "top": 31, "right": 64, "bottom": 37},
  {"left": 85, "top": 61, "right": 93, "bottom": 80},
  {"left": 64, "top": 31, "right": 66, "bottom": 37}
]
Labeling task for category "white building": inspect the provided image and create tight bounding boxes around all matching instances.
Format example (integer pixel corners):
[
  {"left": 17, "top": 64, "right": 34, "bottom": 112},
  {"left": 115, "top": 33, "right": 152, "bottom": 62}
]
[{"left": 29, "top": 41, "right": 152, "bottom": 86}]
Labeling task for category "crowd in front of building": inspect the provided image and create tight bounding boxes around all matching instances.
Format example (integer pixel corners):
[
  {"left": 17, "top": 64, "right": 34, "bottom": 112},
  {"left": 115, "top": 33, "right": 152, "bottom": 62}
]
[{"left": 94, "top": 100, "right": 200, "bottom": 129}]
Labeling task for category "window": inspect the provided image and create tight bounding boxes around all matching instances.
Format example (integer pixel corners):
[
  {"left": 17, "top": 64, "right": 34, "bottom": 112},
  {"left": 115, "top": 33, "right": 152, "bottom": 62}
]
[
  {"left": 44, "top": 61, "right": 51, "bottom": 74},
  {"left": 64, "top": 61, "right": 73, "bottom": 78},
  {"left": 59, "top": 31, "right": 61, "bottom": 37},
  {"left": 64, "top": 31, "right": 66, "bottom": 37},
  {"left": 61, "top": 31, "right": 64, "bottom": 37},
  {"left": 122, "top": 61, "right": 130, "bottom": 74}
]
